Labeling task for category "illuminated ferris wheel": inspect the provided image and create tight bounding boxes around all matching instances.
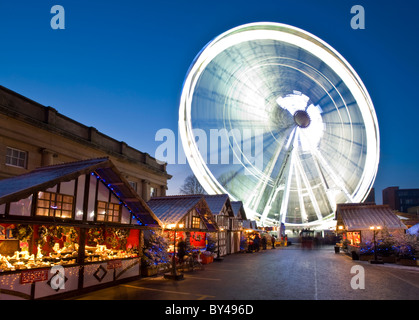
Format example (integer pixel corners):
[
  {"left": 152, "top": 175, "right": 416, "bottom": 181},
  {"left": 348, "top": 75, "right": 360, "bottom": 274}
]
[{"left": 179, "top": 22, "right": 379, "bottom": 228}]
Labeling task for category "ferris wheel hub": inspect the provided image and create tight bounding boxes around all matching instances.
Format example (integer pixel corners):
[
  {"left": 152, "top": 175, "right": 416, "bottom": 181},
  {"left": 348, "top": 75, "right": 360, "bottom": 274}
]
[{"left": 293, "top": 110, "right": 311, "bottom": 128}]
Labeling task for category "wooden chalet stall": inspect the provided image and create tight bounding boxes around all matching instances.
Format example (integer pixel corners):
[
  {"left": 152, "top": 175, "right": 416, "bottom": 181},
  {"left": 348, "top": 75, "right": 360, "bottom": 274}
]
[
  {"left": 0, "top": 158, "right": 161, "bottom": 300},
  {"left": 204, "top": 194, "right": 235, "bottom": 257},
  {"left": 242, "top": 220, "right": 261, "bottom": 252},
  {"left": 335, "top": 203, "right": 407, "bottom": 259},
  {"left": 230, "top": 201, "right": 247, "bottom": 253},
  {"left": 147, "top": 195, "right": 218, "bottom": 262}
]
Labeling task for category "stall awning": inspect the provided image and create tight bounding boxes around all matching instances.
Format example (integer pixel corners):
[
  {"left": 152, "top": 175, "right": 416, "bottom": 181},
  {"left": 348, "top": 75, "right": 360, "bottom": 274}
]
[
  {"left": 147, "top": 195, "right": 218, "bottom": 231},
  {"left": 336, "top": 203, "right": 407, "bottom": 231}
]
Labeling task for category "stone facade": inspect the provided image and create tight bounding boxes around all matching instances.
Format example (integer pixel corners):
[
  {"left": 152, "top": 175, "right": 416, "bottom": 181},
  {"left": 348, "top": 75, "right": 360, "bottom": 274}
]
[{"left": 0, "top": 85, "right": 171, "bottom": 201}]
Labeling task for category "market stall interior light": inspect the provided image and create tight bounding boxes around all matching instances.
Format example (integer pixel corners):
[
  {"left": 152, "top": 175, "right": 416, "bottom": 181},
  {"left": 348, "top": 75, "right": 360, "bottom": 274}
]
[{"left": 165, "top": 223, "right": 184, "bottom": 229}]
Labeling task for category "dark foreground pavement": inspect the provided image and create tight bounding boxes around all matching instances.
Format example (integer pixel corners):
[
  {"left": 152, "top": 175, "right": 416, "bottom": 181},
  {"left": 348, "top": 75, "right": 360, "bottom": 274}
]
[{"left": 71, "top": 244, "right": 419, "bottom": 301}]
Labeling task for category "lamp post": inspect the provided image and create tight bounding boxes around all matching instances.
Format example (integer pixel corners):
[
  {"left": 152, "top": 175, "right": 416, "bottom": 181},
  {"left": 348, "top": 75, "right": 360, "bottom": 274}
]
[
  {"left": 164, "top": 223, "right": 185, "bottom": 280},
  {"left": 369, "top": 226, "right": 383, "bottom": 264},
  {"left": 335, "top": 225, "right": 344, "bottom": 254}
]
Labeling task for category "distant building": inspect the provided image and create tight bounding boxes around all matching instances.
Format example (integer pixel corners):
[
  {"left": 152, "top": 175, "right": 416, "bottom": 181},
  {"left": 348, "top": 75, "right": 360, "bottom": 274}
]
[
  {"left": 0, "top": 85, "right": 171, "bottom": 201},
  {"left": 382, "top": 186, "right": 419, "bottom": 213},
  {"left": 363, "top": 187, "right": 375, "bottom": 204}
]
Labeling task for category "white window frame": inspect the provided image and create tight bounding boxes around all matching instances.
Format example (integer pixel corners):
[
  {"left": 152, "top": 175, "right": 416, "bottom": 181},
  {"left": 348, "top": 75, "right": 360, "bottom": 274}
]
[
  {"left": 6, "top": 147, "right": 27, "bottom": 168},
  {"left": 150, "top": 186, "right": 157, "bottom": 198}
]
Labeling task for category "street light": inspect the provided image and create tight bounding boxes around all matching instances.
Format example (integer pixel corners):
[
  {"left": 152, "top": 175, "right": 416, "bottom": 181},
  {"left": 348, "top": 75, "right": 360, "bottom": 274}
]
[
  {"left": 335, "top": 225, "right": 344, "bottom": 254},
  {"left": 369, "top": 226, "right": 383, "bottom": 264},
  {"left": 164, "top": 223, "right": 185, "bottom": 280}
]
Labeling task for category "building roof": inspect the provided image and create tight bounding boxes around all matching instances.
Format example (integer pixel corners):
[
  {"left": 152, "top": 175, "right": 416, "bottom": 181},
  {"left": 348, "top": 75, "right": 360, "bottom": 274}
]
[
  {"left": 0, "top": 158, "right": 161, "bottom": 227},
  {"left": 0, "top": 158, "right": 107, "bottom": 203},
  {"left": 242, "top": 219, "right": 258, "bottom": 230},
  {"left": 147, "top": 195, "right": 218, "bottom": 231},
  {"left": 407, "top": 223, "right": 419, "bottom": 235},
  {"left": 147, "top": 195, "right": 203, "bottom": 225},
  {"left": 336, "top": 203, "right": 407, "bottom": 231},
  {"left": 231, "top": 201, "right": 247, "bottom": 220},
  {"left": 204, "top": 194, "right": 234, "bottom": 217}
]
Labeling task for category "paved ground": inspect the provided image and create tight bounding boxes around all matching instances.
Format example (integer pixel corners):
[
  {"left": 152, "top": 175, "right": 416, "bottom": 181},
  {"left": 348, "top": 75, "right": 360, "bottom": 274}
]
[{"left": 71, "top": 244, "right": 419, "bottom": 301}]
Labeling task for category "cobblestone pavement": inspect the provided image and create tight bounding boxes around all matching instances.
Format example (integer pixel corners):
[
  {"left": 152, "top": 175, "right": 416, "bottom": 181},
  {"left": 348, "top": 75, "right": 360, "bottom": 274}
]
[{"left": 72, "top": 244, "right": 419, "bottom": 300}]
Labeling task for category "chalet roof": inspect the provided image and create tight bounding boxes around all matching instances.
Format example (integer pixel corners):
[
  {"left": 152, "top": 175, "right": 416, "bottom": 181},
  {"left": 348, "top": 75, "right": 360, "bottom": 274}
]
[
  {"left": 147, "top": 195, "right": 218, "bottom": 231},
  {"left": 204, "top": 194, "right": 234, "bottom": 217},
  {"left": 242, "top": 219, "right": 258, "bottom": 230},
  {"left": 231, "top": 201, "right": 247, "bottom": 220},
  {"left": 0, "top": 158, "right": 107, "bottom": 202},
  {"left": 0, "top": 158, "right": 161, "bottom": 227},
  {"left": 336, "top": 203, "right": 407, "bottom": 231}
]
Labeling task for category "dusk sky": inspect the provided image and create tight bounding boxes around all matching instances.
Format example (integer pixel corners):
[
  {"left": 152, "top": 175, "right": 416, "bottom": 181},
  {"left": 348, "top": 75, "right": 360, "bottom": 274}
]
[{"left": 0, "top": 0, "right": 418, "bottom": 204}]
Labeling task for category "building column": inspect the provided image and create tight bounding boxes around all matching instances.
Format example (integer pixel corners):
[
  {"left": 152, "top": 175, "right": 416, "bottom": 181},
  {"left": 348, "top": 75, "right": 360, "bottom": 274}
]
[
  {"left": 40, "top": 148, "right": 56, "bottom": 166},
  {"left": 142, "top": 179, "right": 150, "bottom": 202},
  {"left": 160, "top": 185, "right": 167, "bottom": 197}
]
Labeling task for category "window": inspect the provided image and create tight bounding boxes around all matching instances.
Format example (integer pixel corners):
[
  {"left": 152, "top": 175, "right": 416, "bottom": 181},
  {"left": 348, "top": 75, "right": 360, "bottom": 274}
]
[
  {"left": 128, "top": 181, "right": 137, "bottom": 192},
  {"left": 150, "top": 187, "right": 157, "bottom": 198},
  {"left": 6, "top": 147, "right": 27, "bottom": 168},
  {"left": 347, "top": 231, "right": 361, "bottom": 245},
  {"left": 192, "top": 216, "right": 201, "bottom": 229},
  {"left": 36, "top": 191, "right": 73, "bottom": 218},
  {"left": 97, "top": 201, "right": 120, "bottom": 222}
]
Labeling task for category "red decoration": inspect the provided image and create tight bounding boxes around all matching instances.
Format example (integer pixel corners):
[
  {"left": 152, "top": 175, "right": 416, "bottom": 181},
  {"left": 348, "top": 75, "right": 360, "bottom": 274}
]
[
  {"left": 20, "top": 269, "right": 49, "bottom": 284},
  {"left": 107, "top": 260, "right": 122, "bottom": 269}
]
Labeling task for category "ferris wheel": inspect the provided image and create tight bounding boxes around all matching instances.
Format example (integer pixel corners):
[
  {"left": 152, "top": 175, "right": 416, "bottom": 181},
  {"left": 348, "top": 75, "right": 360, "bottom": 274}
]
[{"left": 179, "top": 22, "right": 379, "bottom": 228}]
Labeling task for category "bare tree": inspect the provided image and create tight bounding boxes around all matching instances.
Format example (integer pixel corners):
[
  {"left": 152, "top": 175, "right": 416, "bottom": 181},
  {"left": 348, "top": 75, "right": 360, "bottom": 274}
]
[{"left": 179, "top": 174, "right": 206, "bottom": 195}]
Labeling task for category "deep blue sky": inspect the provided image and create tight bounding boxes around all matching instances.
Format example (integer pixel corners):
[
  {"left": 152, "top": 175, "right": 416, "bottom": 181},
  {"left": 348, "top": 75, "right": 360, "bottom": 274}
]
[{"left": 0, "top": 0, "right": 418, "bottom": 203}]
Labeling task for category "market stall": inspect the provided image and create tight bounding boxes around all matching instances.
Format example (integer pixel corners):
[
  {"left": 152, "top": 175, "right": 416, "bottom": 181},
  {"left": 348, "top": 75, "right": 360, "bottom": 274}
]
[
  {"left": 204, "top": 194, "right": 235, "bottom": 257},
  {"left": 147, "top": 195, "right": 219, "bottom": 277},
  {"left": 0, "top": 158, "right": 161, "bottom": 299},
  {"left": 230, "top": 201, "right": 247, "bottom": 253},
  {"left": 335, "top": 203, "right": 407, "bottom": 259}
]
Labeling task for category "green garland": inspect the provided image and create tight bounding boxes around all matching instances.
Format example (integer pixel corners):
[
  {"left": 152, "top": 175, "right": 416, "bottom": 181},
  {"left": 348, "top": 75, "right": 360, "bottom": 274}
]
[
  {"left": 63, "top": 227, "right": 78, "bottom": 244},
  {"left": 106, "top": 228, "right": 130, "bottom": 249},
  {"left": 11, "top": 224, "right": 33, "bottom": 242},
  {"left": 87, "top": 227, "right": 105, "bottom": 245}
]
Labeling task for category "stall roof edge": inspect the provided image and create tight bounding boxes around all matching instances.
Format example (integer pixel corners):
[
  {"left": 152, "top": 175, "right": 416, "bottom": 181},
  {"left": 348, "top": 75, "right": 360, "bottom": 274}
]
[{"left": 336, "top": 203, "right": 407, "bottom": 231}]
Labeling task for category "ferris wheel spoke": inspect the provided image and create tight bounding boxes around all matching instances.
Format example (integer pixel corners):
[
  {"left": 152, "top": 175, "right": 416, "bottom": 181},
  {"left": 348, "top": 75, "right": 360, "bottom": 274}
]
[
  {"left": 279, "top": 147, "right": 296, "bottom": 224},
  {"left": 294, "top": 160, "right": 308, "bottom": 223},
  {"left": 293, "top": 151, "right": 323, "bottom": 222},
  {"left": 311, "top": 148, "right": 354, "bottom": 202},
  {"left": 247, "top": 128, "right": 296, "bottom": 211},
  {"left": 311, "top": 155, "right": 335, "bottom": 213}
]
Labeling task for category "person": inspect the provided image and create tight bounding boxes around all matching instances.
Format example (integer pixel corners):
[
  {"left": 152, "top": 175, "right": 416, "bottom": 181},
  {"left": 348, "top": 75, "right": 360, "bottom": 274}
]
[
  {"left": 261, "top": 235, "right": 267, "bottom": 250},
  {"left": 254, "top": 234, "right": 261, "bottom": 252},
  {"left": 271, "top": 235, "right": 276, "bottom": 249},
  {"left": 177, "top": 240, "right": 187, "bottom": 264}
]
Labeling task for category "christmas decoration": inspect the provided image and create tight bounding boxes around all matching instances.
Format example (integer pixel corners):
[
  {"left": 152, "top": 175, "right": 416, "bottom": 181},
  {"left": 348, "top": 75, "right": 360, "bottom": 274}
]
[
  {"left": 11, "top": 224, "right": 33, "bottom": 242},
  {"left": 142, "top": 230, "right": 170, "bottom": 268}
]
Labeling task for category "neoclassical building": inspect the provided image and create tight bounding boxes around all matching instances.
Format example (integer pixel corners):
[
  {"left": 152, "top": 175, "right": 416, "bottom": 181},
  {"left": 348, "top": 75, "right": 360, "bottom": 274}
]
[{"left": 0, "top": 85, "right": 171, "bottom": 201}]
